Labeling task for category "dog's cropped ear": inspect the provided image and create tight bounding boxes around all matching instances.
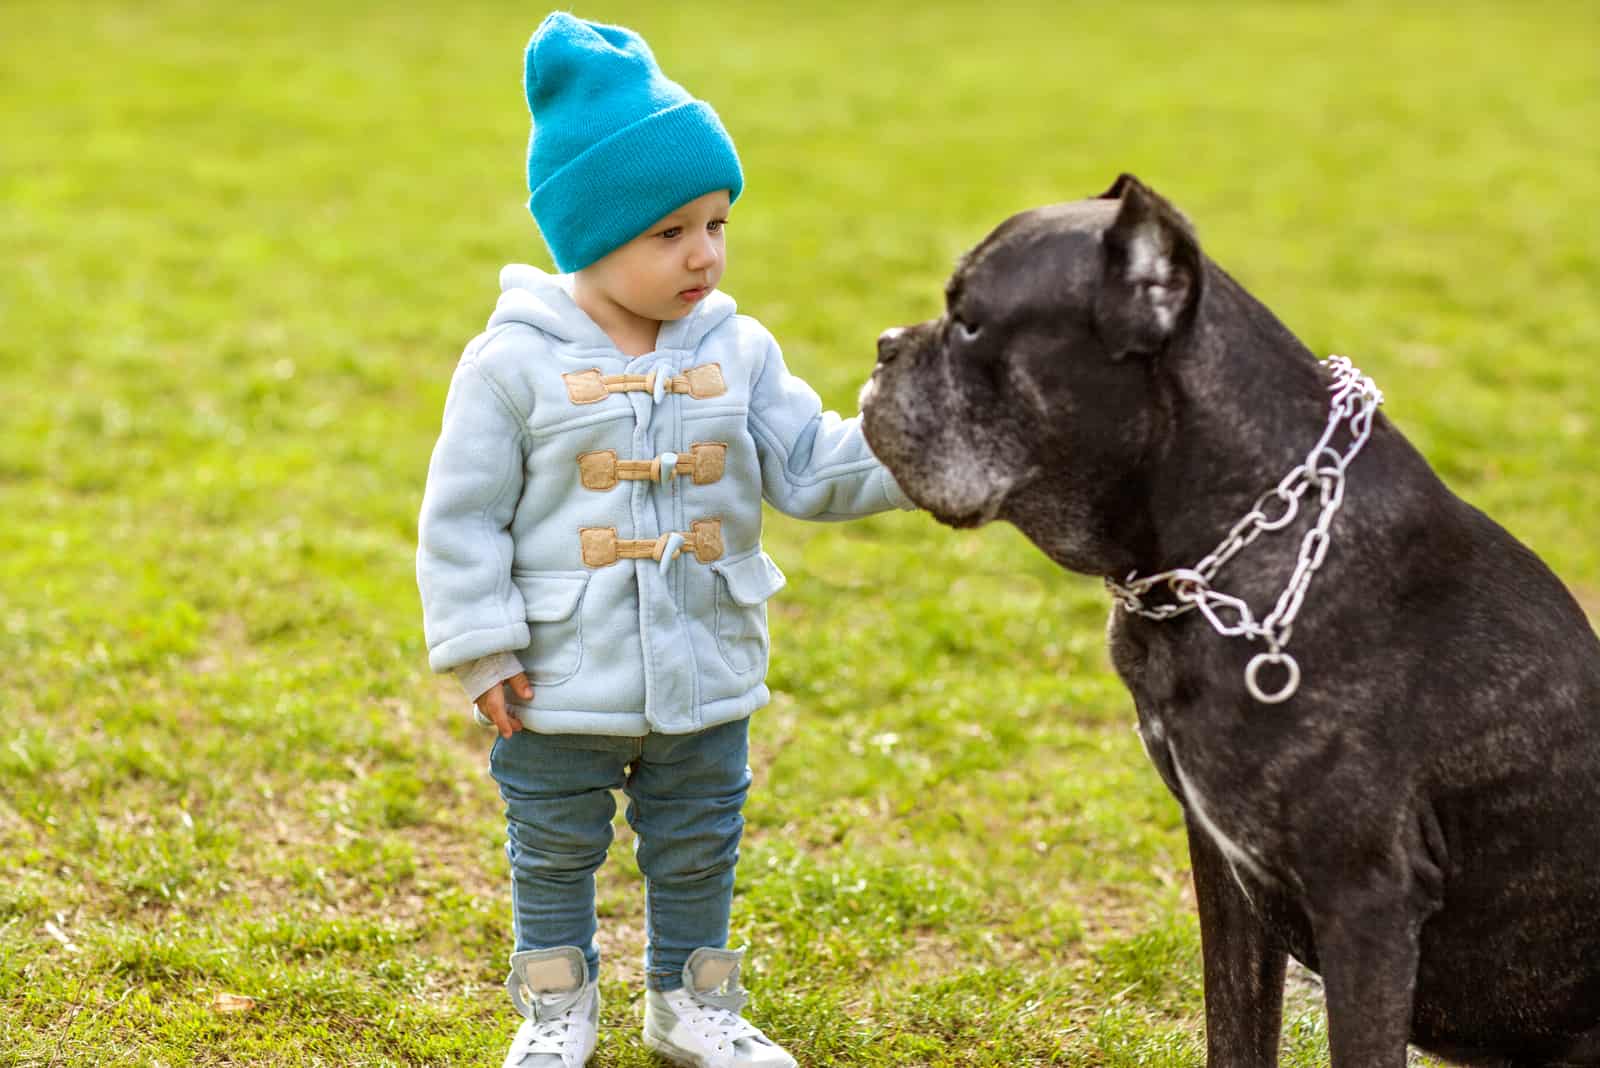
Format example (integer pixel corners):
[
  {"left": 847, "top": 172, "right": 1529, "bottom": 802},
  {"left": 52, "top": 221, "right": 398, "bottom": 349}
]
[
  {"left": 1097, "top": 173, "right": 1144, "bottom": 200},
  {"left": 1095, "top": 175, "right": 1202, "bottom": 358}
]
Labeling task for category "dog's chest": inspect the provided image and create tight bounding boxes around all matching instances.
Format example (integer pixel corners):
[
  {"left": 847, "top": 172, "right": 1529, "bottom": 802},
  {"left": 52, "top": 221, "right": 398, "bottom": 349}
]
[
  {"left": 1139, "top": 706, "right": 1309, "bottom": 955},
  {"left": 1110, "top": 612, "right": 1284, "bottom": 889}
]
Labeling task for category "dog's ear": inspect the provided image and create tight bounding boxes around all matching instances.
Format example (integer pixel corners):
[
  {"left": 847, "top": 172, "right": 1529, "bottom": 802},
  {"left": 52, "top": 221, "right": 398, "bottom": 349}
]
[
  {"left": 1095, "top": 175, "right": 1202, "bottom": 358},
  {"left": 1097, "top": 173, "right": 1143, "bottom": 200}
]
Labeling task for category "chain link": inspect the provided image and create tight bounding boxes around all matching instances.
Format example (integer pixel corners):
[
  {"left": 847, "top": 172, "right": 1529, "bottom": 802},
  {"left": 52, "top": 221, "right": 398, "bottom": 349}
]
[{"left": 1106, "top": 355, "right": 1384, "bottom": 704}]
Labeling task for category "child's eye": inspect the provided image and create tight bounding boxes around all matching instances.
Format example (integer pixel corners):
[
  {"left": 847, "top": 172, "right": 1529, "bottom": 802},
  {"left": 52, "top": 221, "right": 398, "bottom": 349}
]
[
  {"left": 659, "top": 226, "right": 683, "bottom": 239},
  {"left": 708, "top": 219, "right": 727, "bottom": 233}
]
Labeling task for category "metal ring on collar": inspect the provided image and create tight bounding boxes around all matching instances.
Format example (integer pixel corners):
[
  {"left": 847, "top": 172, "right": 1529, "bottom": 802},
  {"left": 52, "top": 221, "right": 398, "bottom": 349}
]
[{"left": 1245, "top": 651, "right": 1300, "bottom": 704}]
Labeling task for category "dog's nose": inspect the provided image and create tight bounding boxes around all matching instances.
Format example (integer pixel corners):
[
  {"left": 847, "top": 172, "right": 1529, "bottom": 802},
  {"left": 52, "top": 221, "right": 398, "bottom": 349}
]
[{"left": 877, "top": 327, "right": 906, "bottom": 365}]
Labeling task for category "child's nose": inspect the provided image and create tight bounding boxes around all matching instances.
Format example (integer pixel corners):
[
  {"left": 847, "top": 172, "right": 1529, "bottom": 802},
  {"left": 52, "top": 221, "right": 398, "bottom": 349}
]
[{"left": 685, "top": 235, "right": 718, "bottom": 271}]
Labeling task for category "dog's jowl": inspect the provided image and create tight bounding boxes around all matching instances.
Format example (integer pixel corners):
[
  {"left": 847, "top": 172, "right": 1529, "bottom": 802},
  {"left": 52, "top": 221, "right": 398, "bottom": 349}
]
[{"left": 861, "top": 175, "right": 1600, "bottom": 1067}]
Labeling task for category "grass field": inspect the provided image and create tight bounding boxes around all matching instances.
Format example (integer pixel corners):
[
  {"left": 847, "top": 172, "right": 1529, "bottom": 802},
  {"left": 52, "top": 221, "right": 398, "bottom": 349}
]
[{"left": 2, "top": 1, "right": 1595, "bottom": 1064}]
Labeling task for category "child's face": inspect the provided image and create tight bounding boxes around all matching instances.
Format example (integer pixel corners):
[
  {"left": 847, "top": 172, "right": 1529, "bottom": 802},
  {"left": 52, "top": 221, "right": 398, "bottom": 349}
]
[{"left": 580, "top": 189, "right": 731, "bottom": 324}]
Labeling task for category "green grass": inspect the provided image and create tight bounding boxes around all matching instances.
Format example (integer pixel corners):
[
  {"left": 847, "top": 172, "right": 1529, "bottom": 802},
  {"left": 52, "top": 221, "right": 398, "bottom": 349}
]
[{"left": 2, "top": 0, "right": 1595, "bottom": 1064}]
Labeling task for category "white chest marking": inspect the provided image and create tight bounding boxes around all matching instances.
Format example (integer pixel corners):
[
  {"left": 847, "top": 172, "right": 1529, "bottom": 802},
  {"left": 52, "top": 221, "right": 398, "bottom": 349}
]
[
  {"left": 1134, "top": 716, "right": 1164, "bottom": 762},
  {"left": 1169, "top": 742, "right": 1269, "bottom": 893}
]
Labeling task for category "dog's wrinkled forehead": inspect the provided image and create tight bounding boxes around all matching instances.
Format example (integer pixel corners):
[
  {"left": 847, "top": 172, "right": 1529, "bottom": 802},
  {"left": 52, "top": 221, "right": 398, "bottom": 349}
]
[{"left": 950, "top": 200, "right": 1119, "bottom": 313}]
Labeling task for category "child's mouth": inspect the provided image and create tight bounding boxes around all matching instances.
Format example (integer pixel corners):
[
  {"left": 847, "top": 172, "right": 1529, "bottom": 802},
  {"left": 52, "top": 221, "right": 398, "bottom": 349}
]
[{"left": 678, "top": 287, "right": 708, "bottom": 302}]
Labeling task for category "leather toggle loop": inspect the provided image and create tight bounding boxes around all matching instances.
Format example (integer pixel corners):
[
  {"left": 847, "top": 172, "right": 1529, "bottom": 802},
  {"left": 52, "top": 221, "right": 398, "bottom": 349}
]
[
  {"left": 576, "top": 444, "right": 726, "bottom": 491},
  {"left": 563, "top": 364, "right": 729, "bottom": 405},
  {"left": 578, "top": 520, "right": 724, "bottom": 568}
]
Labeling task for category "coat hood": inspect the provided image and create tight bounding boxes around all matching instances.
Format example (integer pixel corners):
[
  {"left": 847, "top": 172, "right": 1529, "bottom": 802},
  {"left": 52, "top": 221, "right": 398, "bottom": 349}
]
[{"left": 490, "top": 264, "right": 738, "bottom": 351}]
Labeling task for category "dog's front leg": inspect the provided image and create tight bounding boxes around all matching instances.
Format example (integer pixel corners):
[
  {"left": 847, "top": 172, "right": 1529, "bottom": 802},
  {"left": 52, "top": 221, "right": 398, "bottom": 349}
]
[
  {"left": 1310, "top": 887, "right": 1422, "bottom": 1068},
  {"left": 1188, "top": 819, "right": 1287, "bottom": 1067}
]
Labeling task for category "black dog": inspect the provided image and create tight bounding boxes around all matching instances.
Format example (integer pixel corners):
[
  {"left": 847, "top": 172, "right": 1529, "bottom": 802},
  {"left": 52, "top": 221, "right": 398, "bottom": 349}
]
[{"left": 860, "top": 175, "right": 1600, "bottom": 1066}]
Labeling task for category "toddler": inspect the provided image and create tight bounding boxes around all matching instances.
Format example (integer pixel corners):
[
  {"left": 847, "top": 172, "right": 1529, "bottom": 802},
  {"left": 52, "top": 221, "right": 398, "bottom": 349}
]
[{"left": 416, "top": 14, "right": 913, "bottom": 1068}]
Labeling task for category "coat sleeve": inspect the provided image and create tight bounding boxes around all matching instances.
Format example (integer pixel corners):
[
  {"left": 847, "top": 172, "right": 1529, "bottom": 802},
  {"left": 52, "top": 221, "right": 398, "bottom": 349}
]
[
  {"left": 746, "top": 332, "right": 916, "bottom": 520},
  {"left": 416, "top": 358, "right": 531, "bottom": 673}
]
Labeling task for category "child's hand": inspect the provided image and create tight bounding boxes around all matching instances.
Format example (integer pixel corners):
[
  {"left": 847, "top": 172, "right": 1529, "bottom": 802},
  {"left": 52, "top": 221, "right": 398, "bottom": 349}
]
[{"left": 475, "top": 673, "right": 534, "bottom": 738}]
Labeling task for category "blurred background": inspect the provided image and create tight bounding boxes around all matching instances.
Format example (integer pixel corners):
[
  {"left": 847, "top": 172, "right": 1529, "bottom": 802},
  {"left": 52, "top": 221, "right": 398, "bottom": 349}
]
[{"left": 2, "top": 2, "right": 1595, "bottom": 1064}]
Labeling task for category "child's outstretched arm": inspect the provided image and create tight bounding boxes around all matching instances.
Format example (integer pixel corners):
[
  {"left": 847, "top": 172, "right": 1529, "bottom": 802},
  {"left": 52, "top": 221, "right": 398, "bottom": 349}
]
[{"left": 747, "top": 332, "right": 916, "bottom": 520}]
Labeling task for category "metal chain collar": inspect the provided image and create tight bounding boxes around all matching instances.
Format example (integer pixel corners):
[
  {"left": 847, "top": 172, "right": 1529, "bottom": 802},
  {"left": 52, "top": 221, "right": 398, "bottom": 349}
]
[{"left": 1106, "top": 355, "right": 1384, "bottom": 704}]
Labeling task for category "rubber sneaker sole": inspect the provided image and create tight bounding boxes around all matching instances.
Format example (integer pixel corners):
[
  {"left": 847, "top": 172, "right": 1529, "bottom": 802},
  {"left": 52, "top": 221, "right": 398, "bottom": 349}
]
[{"left": 642, "top": 1026, "right": 709, "bottom": 1067}]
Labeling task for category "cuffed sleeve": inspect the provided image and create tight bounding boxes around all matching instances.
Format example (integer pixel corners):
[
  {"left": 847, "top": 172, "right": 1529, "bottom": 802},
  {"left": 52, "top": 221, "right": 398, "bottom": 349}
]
[
  {"left": 416, "top": 360, "right": 531, "bottom": 673},
  {"left": 747, "top": 335, "right": 913, "bottom": 519},
  {"left": 454, "top": 650, "right": 526, "bottom": 701}
]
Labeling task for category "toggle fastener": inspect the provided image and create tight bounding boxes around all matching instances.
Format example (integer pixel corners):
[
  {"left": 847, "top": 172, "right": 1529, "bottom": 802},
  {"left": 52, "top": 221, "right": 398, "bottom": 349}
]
[
  {"left": 577, "top": 443, "right": 728, "bottom": 491},
  {"left": 562, "top": 364, "right": 728, "bottom": 405},
  {"left": 578, "top": 519, "right": 725, "bottom": 570}
]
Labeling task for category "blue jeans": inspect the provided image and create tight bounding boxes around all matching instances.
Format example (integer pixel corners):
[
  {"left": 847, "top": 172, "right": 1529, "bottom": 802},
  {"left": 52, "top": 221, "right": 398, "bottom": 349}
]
[{"left": 488, "top": 717, "right": 751, "bottom": 991}]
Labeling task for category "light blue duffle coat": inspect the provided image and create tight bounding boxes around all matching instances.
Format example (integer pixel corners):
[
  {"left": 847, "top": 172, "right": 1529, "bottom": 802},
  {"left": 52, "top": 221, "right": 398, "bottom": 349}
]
[{"left": 417, "top": 265, "right": 912, "bottom": 736}]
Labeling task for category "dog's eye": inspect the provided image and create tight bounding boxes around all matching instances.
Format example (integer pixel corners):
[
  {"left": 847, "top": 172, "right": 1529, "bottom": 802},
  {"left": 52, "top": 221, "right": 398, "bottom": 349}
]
[{"left": 950, "top": 316, "right": 982, "bottom": 343}]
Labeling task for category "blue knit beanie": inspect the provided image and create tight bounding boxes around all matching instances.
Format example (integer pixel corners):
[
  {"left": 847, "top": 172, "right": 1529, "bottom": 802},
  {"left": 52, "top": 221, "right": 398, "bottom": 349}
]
[{"left": 524, "top": 13, "right": 744, "bottom": 273}]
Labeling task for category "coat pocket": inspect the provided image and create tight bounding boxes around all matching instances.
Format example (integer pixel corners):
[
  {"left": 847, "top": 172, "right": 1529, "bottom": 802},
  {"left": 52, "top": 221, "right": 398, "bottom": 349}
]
[
  {"left": 709, "top": 549, "right": 787, "bottom": 675},
  {"left": 511, "top": 570, "right": 590, "bottom": 685}
]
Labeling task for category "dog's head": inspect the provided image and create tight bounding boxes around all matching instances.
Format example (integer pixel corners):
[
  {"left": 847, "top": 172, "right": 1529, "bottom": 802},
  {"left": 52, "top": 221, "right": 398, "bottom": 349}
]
[{"left": 861, "top": 174, "right": 1203, "bottom": 574}]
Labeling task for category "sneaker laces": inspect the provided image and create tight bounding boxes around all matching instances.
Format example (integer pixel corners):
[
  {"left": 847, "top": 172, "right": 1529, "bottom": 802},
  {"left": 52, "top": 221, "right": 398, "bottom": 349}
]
[
  {"left": 514, "top": 993, "right": 586, "bottom": 1056},
  {"left": 677, "top": 992, "right": 767, "bottom": 1050}
]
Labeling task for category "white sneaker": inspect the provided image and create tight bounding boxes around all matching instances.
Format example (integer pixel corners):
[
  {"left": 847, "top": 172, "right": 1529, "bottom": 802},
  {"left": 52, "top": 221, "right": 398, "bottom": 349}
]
[
  {"left": 502, "top": 946, "right": 600, "bottom": 1068},
  {"left": 642, "top": 947, "right": 796, "bottom": 1068}
]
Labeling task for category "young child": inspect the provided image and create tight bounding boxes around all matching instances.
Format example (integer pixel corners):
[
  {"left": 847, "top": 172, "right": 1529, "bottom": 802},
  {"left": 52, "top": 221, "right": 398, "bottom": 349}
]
[{"left": 416, "top": 14, "right": 913, "bottom": 1068}]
